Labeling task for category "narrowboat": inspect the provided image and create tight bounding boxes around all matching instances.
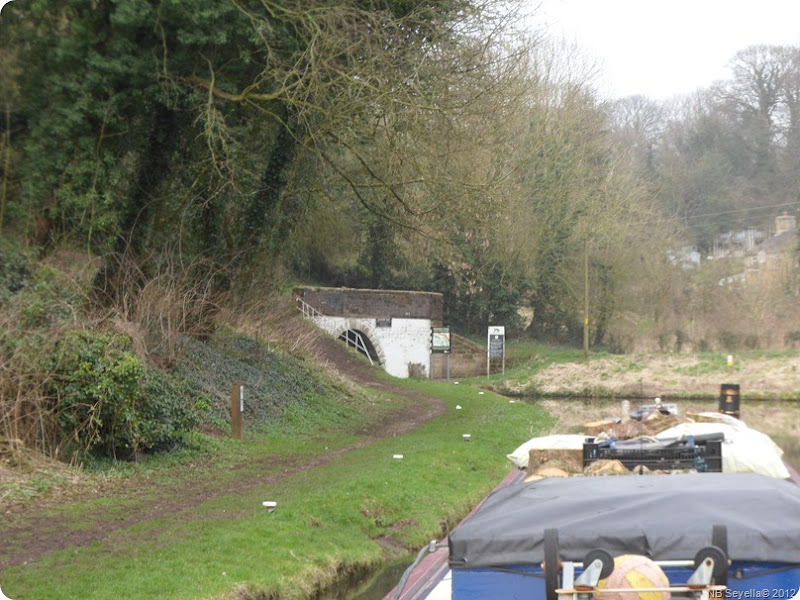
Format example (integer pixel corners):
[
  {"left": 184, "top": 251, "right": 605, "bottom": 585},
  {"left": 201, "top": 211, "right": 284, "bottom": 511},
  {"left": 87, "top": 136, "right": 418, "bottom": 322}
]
[
  {"left": 447, "top": 472, "right": 800, "bottom": 600},
  {"left": 387, "top": 469, "right": 800, "bottom": 600},
  {"left": 385, "top": 406, "right": 800, "bottom": 600}
]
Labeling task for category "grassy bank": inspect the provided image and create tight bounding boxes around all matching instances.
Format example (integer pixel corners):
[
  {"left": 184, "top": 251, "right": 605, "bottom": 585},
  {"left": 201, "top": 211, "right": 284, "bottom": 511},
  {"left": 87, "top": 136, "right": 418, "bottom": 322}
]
[
  {"left": 490, "top": 342, "right": 800, "bottom": 400},
  {"left": 5, "top": 337, "right": 800, "bottom": 600},
  {"left": 0, "top": 378, "right": 554, "bottom": 600}
]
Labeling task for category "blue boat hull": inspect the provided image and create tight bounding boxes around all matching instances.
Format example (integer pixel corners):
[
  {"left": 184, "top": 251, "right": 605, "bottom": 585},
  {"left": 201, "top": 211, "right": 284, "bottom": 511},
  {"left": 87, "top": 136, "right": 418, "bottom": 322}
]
[{"left": 452, "top": 562, "right": 800, "bottom": 600}]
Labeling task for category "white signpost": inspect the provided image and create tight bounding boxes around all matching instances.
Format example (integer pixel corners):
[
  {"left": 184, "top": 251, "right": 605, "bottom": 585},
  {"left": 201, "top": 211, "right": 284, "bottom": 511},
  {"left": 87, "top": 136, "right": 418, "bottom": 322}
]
[{"left": 487, "top": 325, "right": 505, "bottom": 376}]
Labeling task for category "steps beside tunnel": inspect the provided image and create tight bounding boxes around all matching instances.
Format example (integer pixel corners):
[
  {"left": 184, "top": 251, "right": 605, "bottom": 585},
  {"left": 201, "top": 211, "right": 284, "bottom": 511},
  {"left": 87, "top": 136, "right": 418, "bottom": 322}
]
[{"left": 430, "top": 333, "right": 485, "bottom": 379}]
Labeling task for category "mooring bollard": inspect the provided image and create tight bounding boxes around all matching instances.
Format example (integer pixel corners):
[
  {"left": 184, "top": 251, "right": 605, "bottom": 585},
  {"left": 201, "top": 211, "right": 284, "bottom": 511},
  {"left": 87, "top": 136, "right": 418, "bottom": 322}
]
[{"left": 719, "top": 383, "right": 740, "bottom": 419}]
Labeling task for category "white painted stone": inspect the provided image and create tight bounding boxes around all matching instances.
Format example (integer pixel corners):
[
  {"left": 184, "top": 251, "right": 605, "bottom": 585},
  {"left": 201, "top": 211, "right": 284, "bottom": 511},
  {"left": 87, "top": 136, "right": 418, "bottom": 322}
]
[{"left": 311, "top": 315, "right": 433, "bottom": 378}]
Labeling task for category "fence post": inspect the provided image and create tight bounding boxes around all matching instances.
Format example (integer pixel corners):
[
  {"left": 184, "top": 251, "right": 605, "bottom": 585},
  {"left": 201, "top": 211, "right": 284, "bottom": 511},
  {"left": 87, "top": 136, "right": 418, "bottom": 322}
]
[{"left": 231, "top": 383, "right": 244, "bottom": 440}]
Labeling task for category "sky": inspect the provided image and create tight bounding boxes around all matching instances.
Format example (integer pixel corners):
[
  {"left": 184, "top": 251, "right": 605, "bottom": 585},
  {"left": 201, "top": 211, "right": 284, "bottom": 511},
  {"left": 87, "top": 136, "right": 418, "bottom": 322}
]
[{"left": 530, "top": 0, "right": 800, "bottom": 100}]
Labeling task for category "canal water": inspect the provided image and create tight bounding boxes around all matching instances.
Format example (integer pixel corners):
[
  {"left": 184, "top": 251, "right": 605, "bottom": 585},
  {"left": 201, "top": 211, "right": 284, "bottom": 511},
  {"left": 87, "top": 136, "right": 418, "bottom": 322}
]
[
  {"left": 312, "top": 558, "right": 409, "bottom": 599},
  {"left": 344, "top": 560, "right": 411, "bottom": 599}
]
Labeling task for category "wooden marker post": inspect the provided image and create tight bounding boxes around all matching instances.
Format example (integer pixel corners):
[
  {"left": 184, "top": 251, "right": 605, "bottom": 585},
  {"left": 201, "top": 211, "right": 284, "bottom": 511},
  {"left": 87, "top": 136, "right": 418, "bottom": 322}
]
[{"left": 231, "top": 383, "right": 244, "bottom": 440}]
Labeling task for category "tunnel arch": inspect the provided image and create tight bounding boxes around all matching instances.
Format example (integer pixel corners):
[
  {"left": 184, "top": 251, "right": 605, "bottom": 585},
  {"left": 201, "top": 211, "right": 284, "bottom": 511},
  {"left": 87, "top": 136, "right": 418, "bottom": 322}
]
[{"left": 336, "top": 327, "right": 384, "bottom": 365}]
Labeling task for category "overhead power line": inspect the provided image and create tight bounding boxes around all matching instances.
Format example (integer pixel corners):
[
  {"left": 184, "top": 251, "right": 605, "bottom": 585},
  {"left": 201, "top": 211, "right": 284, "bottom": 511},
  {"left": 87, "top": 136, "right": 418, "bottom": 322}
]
[{"left": 649, "top": 200, "right": 800, "bottom": 225}]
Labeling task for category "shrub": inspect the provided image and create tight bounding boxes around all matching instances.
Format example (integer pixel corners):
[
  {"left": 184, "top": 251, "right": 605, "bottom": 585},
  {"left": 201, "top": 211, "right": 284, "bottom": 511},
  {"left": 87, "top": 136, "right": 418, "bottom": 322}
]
[
  {"left": 47, "top": 330, "right": 198, "bottom": 459},
  {"left": 137, "top": 368, "right": 200, "bottom": 453},
  {"left": 0, "top": 237, "right": 34, "bottom": 301},
  {"left": 674, "top": 329, "right": 687, "bottom": 353},
  {"left": 744, "top": 334, "right": 760, "bottom": 350},
  {"left": 718, "top": 330, "right": 741, "bottom": 351},
  {"left": 785, "top": 331, "right": 800, "bottom": 348}
]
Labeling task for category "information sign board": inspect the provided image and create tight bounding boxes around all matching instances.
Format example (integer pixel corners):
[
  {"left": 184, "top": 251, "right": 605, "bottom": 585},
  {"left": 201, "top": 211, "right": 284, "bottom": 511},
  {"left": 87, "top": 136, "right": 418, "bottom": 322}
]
[
  {"left": 487, "top": 326, "right": 505, "bottom": 359},
  {"left": 431, "top": 327, "right": 451, "bottom": 353}
]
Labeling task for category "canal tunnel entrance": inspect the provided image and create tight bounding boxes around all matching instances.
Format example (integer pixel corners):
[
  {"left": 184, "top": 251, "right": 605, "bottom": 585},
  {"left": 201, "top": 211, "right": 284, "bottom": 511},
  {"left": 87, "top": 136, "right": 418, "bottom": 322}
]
[{"left": 338, "top": 329, "right": 380, "bottom": 365}]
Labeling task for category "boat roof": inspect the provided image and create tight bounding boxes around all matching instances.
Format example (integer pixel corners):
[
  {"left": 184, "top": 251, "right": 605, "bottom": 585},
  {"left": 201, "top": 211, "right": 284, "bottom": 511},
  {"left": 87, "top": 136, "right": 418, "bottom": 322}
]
[{"left": 448, "top": 472, "right": 800, "bottom": 568}]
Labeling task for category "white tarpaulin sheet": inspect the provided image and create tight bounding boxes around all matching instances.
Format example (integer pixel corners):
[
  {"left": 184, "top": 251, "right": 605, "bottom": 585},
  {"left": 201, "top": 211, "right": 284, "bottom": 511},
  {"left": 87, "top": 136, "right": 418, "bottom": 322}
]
[
  {"left": 655, "top": 412, "right": 790, "bottom": 479},
  {"left": 507, "top": 413, "right": 790, "bottom": 479},
  {"left": 506, "top": 434, "right": 586, "bottom": 469}
]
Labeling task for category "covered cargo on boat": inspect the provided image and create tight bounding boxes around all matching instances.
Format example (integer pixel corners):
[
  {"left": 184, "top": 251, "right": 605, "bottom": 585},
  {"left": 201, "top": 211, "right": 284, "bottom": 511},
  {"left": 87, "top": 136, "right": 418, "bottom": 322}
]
[{"left": 448, "top": 472, "right": 800, "bottom": 569}]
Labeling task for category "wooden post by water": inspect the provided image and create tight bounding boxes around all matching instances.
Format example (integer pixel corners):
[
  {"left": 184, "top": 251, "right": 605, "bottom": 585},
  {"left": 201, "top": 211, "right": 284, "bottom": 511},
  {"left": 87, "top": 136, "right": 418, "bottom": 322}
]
[{"left": 230, "top": 383, "right": 244, "bottom": 440}]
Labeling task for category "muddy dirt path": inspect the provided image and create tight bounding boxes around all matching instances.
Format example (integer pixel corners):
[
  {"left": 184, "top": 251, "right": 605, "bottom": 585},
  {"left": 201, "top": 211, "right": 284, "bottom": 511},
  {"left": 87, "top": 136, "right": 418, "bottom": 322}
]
[{"left": 0, "top": 334, "right": 446, "bottom": 572}]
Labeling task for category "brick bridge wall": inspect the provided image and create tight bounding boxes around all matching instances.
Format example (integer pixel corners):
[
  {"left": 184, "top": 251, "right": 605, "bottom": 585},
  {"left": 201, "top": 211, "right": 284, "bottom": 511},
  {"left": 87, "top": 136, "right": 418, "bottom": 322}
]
[{"left": 295, "top": 286, "right": 444, "bottom": 322}]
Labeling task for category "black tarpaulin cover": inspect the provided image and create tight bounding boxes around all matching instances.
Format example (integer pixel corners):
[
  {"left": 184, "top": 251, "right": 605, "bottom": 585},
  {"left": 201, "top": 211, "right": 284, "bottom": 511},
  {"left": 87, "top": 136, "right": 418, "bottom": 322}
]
[{"left": 448, "top": 472, "right": 800, "bottom": 568}]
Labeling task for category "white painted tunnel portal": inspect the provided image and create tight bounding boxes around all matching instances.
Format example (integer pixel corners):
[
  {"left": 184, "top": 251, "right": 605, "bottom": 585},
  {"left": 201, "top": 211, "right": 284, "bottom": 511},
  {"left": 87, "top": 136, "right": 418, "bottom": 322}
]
[
  {"left": 317, "top": 316, "right": 433, "bottom": 378},
  {"left": 295, "top": 287, "right": 444, "bottom": 379}
]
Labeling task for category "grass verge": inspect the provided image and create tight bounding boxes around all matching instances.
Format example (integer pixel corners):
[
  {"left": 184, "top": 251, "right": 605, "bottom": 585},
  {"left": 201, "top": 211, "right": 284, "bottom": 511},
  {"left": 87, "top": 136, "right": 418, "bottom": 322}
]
[{"left": 0, "top": 378, "right": 554, "bottom": 600}]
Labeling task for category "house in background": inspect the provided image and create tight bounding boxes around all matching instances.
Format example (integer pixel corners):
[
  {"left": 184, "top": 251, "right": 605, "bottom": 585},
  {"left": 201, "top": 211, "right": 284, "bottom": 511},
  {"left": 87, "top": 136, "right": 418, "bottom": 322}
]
[
  {"left": 775, "top": 211, "right": 797, "bottom": 235},
  {"left": 668, "top": 245, "right": 701, "bottom": 269},
  {"left": 713, "top": 212, "right": 798, "bottom": 286},
  {"left": 756, "top": 212, "right": 797, "bottom": 269},
  {"left": 710, "top": 227, "right": 764, "bottom": 259}
]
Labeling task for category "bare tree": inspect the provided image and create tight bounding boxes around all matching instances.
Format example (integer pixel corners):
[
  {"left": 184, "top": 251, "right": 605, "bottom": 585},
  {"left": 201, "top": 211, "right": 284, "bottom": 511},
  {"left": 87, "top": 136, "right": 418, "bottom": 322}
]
[
  {"left": 715, "top": 45, "right": 789, "bottom": 174},
  {"left": 606, "top": 94, "right": 665, "bottom": 177}
]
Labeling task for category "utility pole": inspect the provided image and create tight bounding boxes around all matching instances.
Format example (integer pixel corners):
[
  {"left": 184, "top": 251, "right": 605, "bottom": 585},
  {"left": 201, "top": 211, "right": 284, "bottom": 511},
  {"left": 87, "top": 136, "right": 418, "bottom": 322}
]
[{"left": 583, "top": 238, "right": 589, "bottom": 360}]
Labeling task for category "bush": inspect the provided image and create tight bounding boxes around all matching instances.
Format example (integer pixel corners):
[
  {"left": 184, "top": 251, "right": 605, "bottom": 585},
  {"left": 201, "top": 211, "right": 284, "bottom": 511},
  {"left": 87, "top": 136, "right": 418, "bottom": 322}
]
[
  {"left": 718, "top": 330, "right": 741, "bottom": 351},
  {"left": 744, "top": 334, "right": 760, "bottom": 350},
  {"left": 0, "top": 237, "right": 34, "bottom": 301},
  {"left": 785, "top": 331, "right": 800, "bottom": 348},
  {"left": 47, "top": 330, "right": 198, "bottom": 459},
  {"left": 138, "top": 368, "right": 200, "bottom": 453},
  {"left": 0, "top": 250, "right": 202, "bottom": 461}
]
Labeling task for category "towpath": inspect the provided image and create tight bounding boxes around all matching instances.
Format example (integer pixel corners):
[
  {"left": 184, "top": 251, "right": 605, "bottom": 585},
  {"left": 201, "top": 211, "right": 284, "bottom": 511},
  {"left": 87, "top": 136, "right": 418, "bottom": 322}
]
[{"left": 0, "top": 331, "right": 446, "bottom": 571}]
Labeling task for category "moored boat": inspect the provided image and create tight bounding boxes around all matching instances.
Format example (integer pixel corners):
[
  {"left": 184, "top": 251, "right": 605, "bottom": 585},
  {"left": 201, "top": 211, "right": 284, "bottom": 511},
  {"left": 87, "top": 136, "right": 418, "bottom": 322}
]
[
  {"left": 388, "top": 472, "right": 800, "bottom": 600},
  {"left": 385, "top": 410, "right": 800, "bottom": 600},
  {"left": 448, "top": 472, "right": 800, "bottom": 600}
]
